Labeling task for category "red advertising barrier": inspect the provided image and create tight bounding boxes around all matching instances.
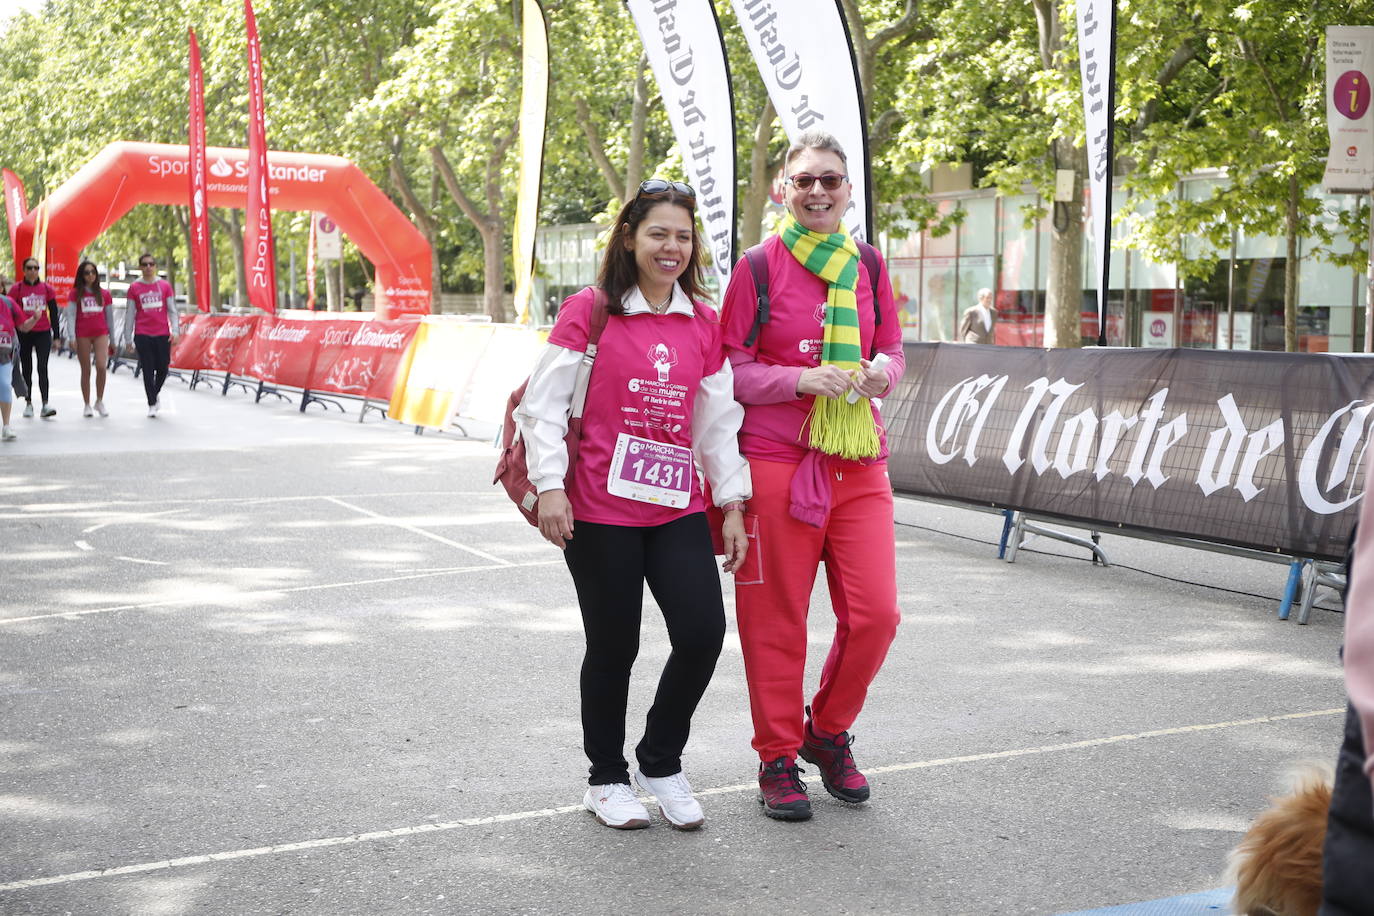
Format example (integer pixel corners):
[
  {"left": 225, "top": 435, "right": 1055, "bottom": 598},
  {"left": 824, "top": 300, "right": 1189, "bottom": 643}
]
[
  {"left": 172, "top": 313, "right": 258, "bottom": 370},
  {"left": 311, "top": 319, "right": 420, "bottom": 401},
  {"left": 172, "top": 313, "right": 419, "bottom": 402}
]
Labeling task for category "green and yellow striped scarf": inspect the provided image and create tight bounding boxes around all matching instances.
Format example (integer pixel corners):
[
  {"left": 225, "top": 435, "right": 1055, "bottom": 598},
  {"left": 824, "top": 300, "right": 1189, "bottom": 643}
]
[{"left": 780, "top": 212, "right": 880, "bottom": 459}]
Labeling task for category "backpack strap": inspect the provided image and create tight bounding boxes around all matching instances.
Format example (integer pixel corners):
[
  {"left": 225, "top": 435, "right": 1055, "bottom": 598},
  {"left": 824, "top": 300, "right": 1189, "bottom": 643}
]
[
  {"left": 741, "top": 245, "right": 769, "bottom": 348},
  {"left": 571, "top": 287, "right": 610, "bottom": 421},
  {"left": 858, "top": 240, "right": 882, "bottom": 331},
  {"left": 743, "top": 241, "right": 884, "bottom": 354},
  {"left": 585, "top": 286, "right": 610, "bottom": 353}
]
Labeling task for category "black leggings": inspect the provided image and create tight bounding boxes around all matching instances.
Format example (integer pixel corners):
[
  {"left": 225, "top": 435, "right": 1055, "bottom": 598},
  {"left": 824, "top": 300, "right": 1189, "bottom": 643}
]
[
  {"left": 17, "top": 329, "right": 51, "bottom": 404},
  {"left": 134, "top": 334, "right": 171, "bottom": 406},
  {"left": 563, "top": 512, "right": 726, "bottom": 785}
]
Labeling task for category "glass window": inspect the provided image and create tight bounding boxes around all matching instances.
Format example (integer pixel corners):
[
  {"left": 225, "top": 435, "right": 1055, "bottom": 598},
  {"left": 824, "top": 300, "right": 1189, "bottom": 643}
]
[
  {"left": 920, "top": 258, "right": 957, "bottom": 341},
  {"left": 883, "top": 221, "right": 922, "bottom": 260},
  {"left": 997, "top": 194, "right": 1045, "bottom": 346},
  {"left": 924, "top": 200, "right": 958, "bottom": 258},
  {"left": 887, "top": 258, "right": 921, "bottom": 338},
  {"left": 1181, "top": 177, "right": 1228, "bottom": 261},
  {"left": 958, "top": 196, "right": 996, "bottom": 256}
]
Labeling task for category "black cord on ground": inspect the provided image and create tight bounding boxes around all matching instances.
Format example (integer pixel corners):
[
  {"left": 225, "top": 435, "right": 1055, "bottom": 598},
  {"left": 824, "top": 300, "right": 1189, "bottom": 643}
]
[{"left": 894, "top": 519, "right": 1345, "bottom": 616}]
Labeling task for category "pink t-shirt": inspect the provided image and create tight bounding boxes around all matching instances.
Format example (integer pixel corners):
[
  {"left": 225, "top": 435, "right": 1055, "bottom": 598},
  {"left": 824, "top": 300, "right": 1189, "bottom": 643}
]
[
  {"left": 127, "top": 279, "right": 175, "bottom": 336},
  {"left": 0, "top": 295, "right": 23, "bottom": 352},
  {"left": 68, "top": 287, "right": 112, "bottom": 338},
  {"left": 548, "top": 286, "right": 725, "bottom": 527},
  {"left": 7, "top": 281, "right": 56, "bottom": 333},
  {"left": 719, "top": 233, "right": 906, "bottom": 466}
]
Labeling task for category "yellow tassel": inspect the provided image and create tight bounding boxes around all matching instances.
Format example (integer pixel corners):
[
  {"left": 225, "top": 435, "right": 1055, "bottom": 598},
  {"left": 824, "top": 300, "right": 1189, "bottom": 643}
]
[{"left": 807, "top": 395, "right": 881, "bottom": 459}]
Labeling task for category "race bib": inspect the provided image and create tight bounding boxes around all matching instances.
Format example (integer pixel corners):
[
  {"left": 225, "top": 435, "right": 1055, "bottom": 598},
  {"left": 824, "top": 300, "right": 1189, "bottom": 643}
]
[
  {"left": 23, "top": 296, "right": 43, "bottom": 313},
  {"left": 140, "top": 293, "right": 165, "bottom": 311},
  {"left": 80, "top": 296, "right": 102, "bottom": 314},
  {"left": 607, "top": 433, "right": 693, "bottom": 508}
]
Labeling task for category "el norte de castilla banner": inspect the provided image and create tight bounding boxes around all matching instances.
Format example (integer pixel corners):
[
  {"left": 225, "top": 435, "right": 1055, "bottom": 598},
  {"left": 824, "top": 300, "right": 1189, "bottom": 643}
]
[
  {"left": 883, "top": 344, "right": 1374, "bottom": 561},
  {"left": 627, "top": 0, "right": 737, "bottom": 283}
]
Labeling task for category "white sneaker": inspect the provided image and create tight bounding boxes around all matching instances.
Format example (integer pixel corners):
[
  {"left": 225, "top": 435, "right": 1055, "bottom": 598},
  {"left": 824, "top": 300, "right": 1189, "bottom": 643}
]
[
  {"left": 94, "top": 401, "right": 108, "bottom": 417},
  {"left": 583, "top": 783, "right": 650, "bottom": 830},
  {"left": 1, "top": 426, "right": 15, "bottom": 441},
  {"left": 634, "top": 769, "right": 705, "bottom": 830},
  {"left": 147, "top": 404, "right": 158, "bottom": 418},
  {"left": 82, "top": 404, "right": 93, "bottom": 418},
  {"left": 22, "top": 402, "right": 33, "bottom": 418}
]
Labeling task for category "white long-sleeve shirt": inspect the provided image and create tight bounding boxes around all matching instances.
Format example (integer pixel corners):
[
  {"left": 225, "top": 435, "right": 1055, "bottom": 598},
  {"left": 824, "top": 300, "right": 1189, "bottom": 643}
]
[{"left": 515, "top": 284, "right": 751, "bottom": 507}]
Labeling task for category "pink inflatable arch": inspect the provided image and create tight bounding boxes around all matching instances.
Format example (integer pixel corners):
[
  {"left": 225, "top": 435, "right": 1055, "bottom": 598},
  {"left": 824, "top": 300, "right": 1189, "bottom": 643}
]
[{"left": 12, "top": 141, "right": 430, "bottom": 318}]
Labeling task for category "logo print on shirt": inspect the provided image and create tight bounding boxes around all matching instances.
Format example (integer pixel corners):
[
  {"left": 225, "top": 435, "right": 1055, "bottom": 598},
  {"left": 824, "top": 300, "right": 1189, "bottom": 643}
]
[
  {"left": 813, "top": 301, "right": 827, "bottom": 324},
  {"left": 646, "top": 343, "right": 678, "bottom": 383}
]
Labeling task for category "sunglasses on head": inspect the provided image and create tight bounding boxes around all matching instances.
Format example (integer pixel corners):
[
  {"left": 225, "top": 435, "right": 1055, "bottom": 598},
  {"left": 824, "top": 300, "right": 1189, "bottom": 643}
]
[
  {"left": 786, "top": 173, "right": 848, "bottom": 191},
  {"left": 638, "top": 178, "right": 695, "bottom": 199}
]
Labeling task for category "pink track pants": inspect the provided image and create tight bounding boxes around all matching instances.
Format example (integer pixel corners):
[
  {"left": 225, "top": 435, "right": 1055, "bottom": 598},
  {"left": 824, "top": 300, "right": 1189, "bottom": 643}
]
[{"left": 734, "top": 457, "right": 901, "bottom": 762}]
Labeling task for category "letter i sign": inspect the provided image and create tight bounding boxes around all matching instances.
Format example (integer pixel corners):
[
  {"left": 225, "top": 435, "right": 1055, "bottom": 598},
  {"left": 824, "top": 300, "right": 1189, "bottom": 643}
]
[
  {"left": 316, "top": 214, "right": 341, "bottom": 260},
  {"left": 1335, "top": 70, "right": 1371, "bottom": 119}
]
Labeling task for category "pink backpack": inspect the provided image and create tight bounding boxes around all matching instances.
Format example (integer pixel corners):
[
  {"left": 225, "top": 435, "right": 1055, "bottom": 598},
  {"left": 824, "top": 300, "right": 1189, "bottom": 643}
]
[{"left": 494, "top": 288, "right": 609, "bottom": 525}]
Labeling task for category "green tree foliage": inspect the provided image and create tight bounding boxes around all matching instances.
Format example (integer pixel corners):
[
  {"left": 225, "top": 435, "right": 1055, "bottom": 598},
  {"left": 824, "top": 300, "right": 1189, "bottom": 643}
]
[{"left": 2, "top": 0, "right": 1369, "bottom": 339}]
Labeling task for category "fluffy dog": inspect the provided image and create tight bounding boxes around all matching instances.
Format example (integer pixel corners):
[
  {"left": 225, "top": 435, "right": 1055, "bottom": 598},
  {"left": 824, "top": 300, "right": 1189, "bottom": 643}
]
[{"left": 1227, "top": 764, "right": 1333, "bottom": 916}]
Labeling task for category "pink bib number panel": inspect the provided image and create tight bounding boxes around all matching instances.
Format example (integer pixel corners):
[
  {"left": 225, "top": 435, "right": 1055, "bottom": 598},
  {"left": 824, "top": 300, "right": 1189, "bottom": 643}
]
[{"left": 607, "top": 433, "right": 693, "bottom": 508}]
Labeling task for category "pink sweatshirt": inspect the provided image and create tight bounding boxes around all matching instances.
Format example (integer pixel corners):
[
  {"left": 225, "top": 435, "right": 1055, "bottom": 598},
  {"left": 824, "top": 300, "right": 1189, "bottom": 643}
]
[
  {"left": 719, "top": 233, "right": 906, "bottom": 466},
  {"left": 1345, "top": 449, "right": 1374, "bottom": 782}
]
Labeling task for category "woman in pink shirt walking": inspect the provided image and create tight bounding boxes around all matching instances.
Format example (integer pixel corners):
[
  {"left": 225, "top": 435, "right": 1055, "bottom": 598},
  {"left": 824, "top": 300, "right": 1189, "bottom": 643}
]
[
  {"left": 119, "top": 253, "right": 180, "bottom": 417},
  {"left": 516, "top": 179, "right": 750, "bottom": 832},
  {"left": 62, "top": 259, "right": 113, "bottom": 417}
]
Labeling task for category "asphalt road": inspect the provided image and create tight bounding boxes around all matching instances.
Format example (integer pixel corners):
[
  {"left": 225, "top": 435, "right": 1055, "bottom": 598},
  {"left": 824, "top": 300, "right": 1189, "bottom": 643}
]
[{"left": 0, "top": 354, "right": 1349, "bottom": 915}]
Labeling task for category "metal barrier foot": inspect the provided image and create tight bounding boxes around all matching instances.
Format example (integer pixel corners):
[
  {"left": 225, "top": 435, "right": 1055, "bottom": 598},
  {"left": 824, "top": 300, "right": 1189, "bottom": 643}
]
[{"left": 1005, "top": 512, "right": 1111, "bottom": 567}]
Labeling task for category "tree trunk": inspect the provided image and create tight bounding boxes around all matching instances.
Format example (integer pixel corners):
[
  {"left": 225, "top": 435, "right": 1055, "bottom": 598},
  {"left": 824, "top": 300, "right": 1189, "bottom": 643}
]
[
  {"left": 1285, "top": 173, "right": 1300, "bottom": 352},
  {"left": 430, "top": 141, "right": 514, "bottom": 323},
  {"left": 1044, "top": 141, "right": 1086, "bottom": 348},
  {"left": 229, "top": 210, "right": 246, "bottom": 310},
  {"left": 481, "top": 220, "right": 505, "bottom": 322},
  {"left": 325, "top": 257, "right": 341, "bottom": 311},
  {"left": 739, "top": 99, "right": 778, "bottom": 252},
  {"left": 626, "top": 57, "right": 649, "bottom": 195}
]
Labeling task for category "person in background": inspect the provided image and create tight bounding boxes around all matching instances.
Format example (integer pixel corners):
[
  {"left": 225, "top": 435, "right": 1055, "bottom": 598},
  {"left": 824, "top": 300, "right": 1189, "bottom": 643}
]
[
  {"left": 120, "top": 253, "right": 180, "bottom": 418},
  {"left": 957, "top": 287, "right": 997, "bottom": 344},
  {"left": 517, "top": 178, "right": 750, "bottom": 832},
  {"left": 62, "top": 259, "right": 113, "bottom": 418},
  {"left": 719, "top": 129, "right": 905, "bottom": 822},
  {"left": 7, "top": 257, "right": 60, "bottom": 418},
  {"left": 0, "top": 277, "right": 33, "bottom": 440}
]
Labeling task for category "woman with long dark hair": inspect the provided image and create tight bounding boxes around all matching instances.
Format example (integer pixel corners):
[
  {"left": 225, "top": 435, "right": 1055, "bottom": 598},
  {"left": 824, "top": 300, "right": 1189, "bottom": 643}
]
[
  {"left": 515, "top": 179, "right": 750, "bottom": 831},
  {"left": 62, "top": 259, "right": 113, "bottom": 417}
]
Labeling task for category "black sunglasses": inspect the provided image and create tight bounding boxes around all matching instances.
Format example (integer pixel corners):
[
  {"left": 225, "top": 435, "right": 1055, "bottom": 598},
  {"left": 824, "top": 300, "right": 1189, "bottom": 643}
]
[
  {"left": 786, "top": 173, "right": 848, "bottom": 191},
  {"left": 23, "top": 264, "right": 38, "bottom": 270},
  {"left": 638, "top": 179, "right": 695, "bottom": 198},
  {"left": 140, "top": 261, "right": 156, "bottom": 267}
]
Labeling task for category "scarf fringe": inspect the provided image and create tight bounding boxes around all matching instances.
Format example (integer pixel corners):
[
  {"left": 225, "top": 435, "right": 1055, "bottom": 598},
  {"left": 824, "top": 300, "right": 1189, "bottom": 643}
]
[{"left": 807, "top": 393, "right": 880, "bottom": 460}]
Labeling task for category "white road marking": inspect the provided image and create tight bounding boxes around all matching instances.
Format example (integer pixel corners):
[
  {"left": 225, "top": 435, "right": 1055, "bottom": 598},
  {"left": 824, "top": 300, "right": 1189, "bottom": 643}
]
[
  {"left": 74, "top": 540, "right": 92, "bottom": 551},
  {"left": 0, "top": 707, "right": 1342, "bottom": 894},
  {"left": 82, "top": 508, "right": 188, "bottom": 534},
  {"left": 324, "top": 496, "right": 513, "bottom": 566},
  {"left": 113, "top": 556, "right": 169, "bottom": 566},
  {"left": 0, "top": 559, "right": 564, "bottom": 625},
  {"left": 0, "top": 491, "right": 496, "bottom": 519}
]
